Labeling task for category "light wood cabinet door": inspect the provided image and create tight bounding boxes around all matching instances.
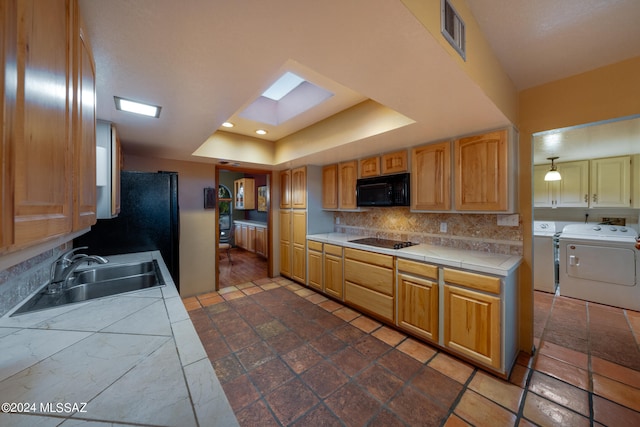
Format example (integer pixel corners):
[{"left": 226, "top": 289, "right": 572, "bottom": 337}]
[
  {"left": 12, "top": 0, "right": 74, "bottom": 246},
  {"left": 360, "top": 157, "right": 380, "bottom": 177},
  {"left": 234, "top": 178, "right": 255, "bottom": 210},
  {"left": 338, "top": 160, "right": 358, "bottom": 209},
  {"left": 279, "top": 210, "right": 291, "bottom": 244},
  {"left": 324, "top": 245, "right": 344, "bottom": 299},
  {"left": 322, "top": 164, "right": 338, "bottom": 209},
  {"left": 291, "top": 166, "right": 307, "bottom": 209},
  {"left": 412, "top": 141, "right": 451, "bottom": 210},
  {"left": 444, "top": 284, "right": 501, "bottom": 369},
  {"left": 396, "top": 259, "right": 439, "bottom": 342},
  {"left": 292, "top": 211, "right": 307, "bottom": 246},
  {"left": 279, "top": 241, "right": 291, "bottom": 277},
  {"left": 307, "top": 246, "right": 323, "bottom": 290},
  {"left": 246, "top": 226, "right": 256, "bottom": 252},
  {"left": 255, "top": 226, "right": 267, "bottom": 257},
  {"left": 454, "top": 130, "right": 508, "bottom": 211},
  {"left": 280, "top": 169, "right": 291, "bottom": 208},
  {"left": 73, "top": 19, "right": 97, "bottom": 231},
  {"left": 381, "top": 150, "right": 408, "bottom": 174},
  {"left": 590, "top": 156, "right": 630, "bottom": 207},
  {"left": 292, "top": 244, "right": 306, "bottom": 284},
  {"left": 234, "top": 223, "right": 243, "bottom": 248}
]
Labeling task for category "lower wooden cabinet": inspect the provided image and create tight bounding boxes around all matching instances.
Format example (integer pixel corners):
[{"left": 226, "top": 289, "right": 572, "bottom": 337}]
[
  {"left": 307, "top": 241, "right": 323, "bottom": 291},
  {"left": 344, "top": 248, "right": 394, "bottom": 323},
  {"left": 304, "top": 239, "right": 518, "bottom": 376},
  {"left": 443, "top": 268, "right": 502, "bottom": 370},
  {"left": 234, "top": 221, "right": 267, "bottom": 257},
  {"left": 324, "top": 244, "right": 343, "bottom": 299},
  {"left": 396, "top": 259, "right": 439, "bottom": 342}
]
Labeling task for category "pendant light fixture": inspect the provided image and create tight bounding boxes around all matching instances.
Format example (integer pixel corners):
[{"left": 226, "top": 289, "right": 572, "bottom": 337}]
[{"left": 544, "top": 157, "right": 561, "bottom": 181}]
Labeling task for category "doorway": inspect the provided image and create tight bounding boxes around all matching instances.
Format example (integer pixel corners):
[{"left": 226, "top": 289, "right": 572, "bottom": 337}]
[{"left": 215, "top": 166, "right": 272, "bottom": 290}]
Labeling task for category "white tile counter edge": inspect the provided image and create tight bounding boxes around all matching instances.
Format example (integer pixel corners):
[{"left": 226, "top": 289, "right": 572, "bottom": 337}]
[
  {"left": 307, "top": 233, "right": 522, "bottom": 276},
  {"left": 0, "top": 250, "right": 239, "bottom": 427}
]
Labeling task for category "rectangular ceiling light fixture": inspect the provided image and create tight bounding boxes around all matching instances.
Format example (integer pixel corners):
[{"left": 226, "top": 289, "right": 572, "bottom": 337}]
[{"left": 114, "top": 96, "right": 162, "bottom": 118}]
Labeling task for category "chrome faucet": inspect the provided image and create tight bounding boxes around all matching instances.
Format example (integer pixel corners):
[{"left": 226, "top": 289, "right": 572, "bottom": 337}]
[{"left": 48, "top": 250, "right": 108, "bottom": 294}]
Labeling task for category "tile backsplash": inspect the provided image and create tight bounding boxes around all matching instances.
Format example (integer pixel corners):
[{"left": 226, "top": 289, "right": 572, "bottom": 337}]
[
  {"left": 334, "top": 208, "right": 523, "bottom": 255},
  {"left": 0, "top": 244, "right": 69, "bottom": 317}
]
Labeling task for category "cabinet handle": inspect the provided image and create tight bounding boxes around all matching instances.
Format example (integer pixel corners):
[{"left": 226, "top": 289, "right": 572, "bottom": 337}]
[
  {"left": 593, "top": 194, "right": 598, "bottom": 203},
  {"left": 584, "top": 194, "right": 588, "bottom": 203}
]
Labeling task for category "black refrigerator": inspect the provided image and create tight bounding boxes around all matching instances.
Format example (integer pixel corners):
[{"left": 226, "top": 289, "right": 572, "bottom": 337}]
[{"left": 75, "top": 171, "right": 180, "bottom": 290}]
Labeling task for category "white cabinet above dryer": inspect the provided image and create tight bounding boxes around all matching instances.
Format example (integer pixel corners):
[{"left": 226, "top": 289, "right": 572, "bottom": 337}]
[{"left": 534, "top": 156, "right": 630, "bottom": 208}]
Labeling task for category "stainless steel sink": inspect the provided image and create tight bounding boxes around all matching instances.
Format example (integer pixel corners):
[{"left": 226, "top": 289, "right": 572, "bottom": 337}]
[{"left": 12, "top": 260, "right": 166, "bottom": 316}]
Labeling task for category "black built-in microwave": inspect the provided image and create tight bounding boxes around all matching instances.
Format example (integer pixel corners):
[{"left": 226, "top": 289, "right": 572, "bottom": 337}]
[{"left": 356, "top": 173, "right": 410, "bottom": 207}]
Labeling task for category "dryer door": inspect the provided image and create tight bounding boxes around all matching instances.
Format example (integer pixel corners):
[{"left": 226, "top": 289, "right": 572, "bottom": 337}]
[{"left": 564, "top": 243, "right": 636, "bottom": 286}]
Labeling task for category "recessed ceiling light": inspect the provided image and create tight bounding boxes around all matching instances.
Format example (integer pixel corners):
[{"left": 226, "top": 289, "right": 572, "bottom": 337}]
[
  {"left": 222, "top": 122, "right": 234, "bottom": 128},
  {"left": 114, "top": 96, "right": 161, "bottom": 118},
  {"left": 255, "top": 129, "right": 268, "bottom": 135}
]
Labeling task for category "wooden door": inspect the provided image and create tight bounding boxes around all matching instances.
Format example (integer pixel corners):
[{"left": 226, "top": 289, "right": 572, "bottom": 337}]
[
  {"left": 255, "top": 226, "right": 267, "bottom": 257},
  {"left": 291, "top": 166, "right": 307, "bottom": 209},
  {"left": 279, "top": 210, "right": 292, "bottom": 277},
  {"left": 338, "top": 160, "right": 358, "bottom": 209},
  {"left": 280, "top": 170, "right": 291, "bottom": 208},
  {"left": 307, "top": 242, "right": 322, "bottom": 290},
  {"left": 454, "top": 130, "right": 508, "bottom": 211},
  {"left": 324, "top": 252, "right": 343, "bottom": 299},
  {"left": 322, "top": 164, "right": 338, "bottom": 209},
  {"left": 412, "top": 141, "right": 450, "bottom": 210},
  {"left": 73, "top": 18, "right": 97, "bottom": 230},
  {"left": 397, "top": 273, "right": 438, "bottom": 342},
  {"left": 444, "top": 285, "right": 501, "bottom": 369},
  {"left": 12, "top": 0, "right": 74, "bottom": 246}
]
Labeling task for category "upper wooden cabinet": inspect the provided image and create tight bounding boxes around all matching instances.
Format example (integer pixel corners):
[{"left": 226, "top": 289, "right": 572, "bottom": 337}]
[
  {"left": 454, "top": 129, "right": 509, "bottom": 211},
  {"left": 381, "top": 150, "right": 408, "bottom": 174},
  {"left": 234, "top": 178, "right": 255, "bottom": 210},
  {"left": 279, "top": 169, "right": 291, "bottom": 208},
  {"left": 73, "top": 17, "right": 97, "bottom": 230},
  {"left": 11, "top": 0, "right": 74, "bottom": 247},
  {"left": 2, "top": 0, "right": 99, "bottom": 251},
  {"left": 291, "top": 166, "right": 307, "bottom": 209},
  {"left": 338, "top": 160, "right": 358, "bottom": 210},
  {"left": 412, "top": 141, "right": 451, "bottom": 211},
  {"left": 360, "top": 157, "right": 380, "bottom": 178},
  {"left": 322, "top": 165, "right": 338, "bottom": 209}
]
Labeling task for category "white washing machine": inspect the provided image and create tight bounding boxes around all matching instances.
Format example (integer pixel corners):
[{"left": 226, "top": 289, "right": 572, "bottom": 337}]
[
  {"left": 559, "top": 224, "right": 640, "bottom": 311},
  {"left": 533, "top": 221, "right": 559, "bottom": 293}
]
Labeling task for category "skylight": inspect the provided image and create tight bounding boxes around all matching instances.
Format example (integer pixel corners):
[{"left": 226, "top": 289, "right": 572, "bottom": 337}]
[
  {"left": 262, "top": 72, "right": 305, "bottom": 101},
  {"left": 114, "top": 96, "right": 161, "bottom": 118},
  {"left": 238, "top": 72, "right": 334, "bottom": 127}
]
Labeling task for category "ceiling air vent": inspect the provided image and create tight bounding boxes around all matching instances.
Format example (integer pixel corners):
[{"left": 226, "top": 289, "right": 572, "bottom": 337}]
[{"left": 441, "top": 0, "right": 466, "bottom": 60}]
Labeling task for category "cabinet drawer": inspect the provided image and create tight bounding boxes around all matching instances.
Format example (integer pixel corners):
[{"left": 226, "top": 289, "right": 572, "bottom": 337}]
[
  {"left": 344, "top": 248, "right": 393, "bottom": 268},
  {"left": 443, "top": 268, "right": 501, "bottom": 294},
  {"left": 344, "top": 258, "right": 393, "bottom": 296},
  {"left": 345, "top": 281, "right": 394, "bottom": 323},
  {"left": 324, "top": 243, "right": 343, "bottom": 257},
  {"left": 308, "top": 240, "right": 323, "bottom": 252},
  {"left": 397, "top": 259, "right": 438, "bottom": 280}
]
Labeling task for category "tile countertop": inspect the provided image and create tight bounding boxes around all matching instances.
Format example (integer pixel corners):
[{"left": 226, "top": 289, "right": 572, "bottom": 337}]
[
  {"left": 307, "top": 233, "right": 522, "bottom": 276},
  {"left": 0, "top": 251, "right": 238, "bottom": 427}
]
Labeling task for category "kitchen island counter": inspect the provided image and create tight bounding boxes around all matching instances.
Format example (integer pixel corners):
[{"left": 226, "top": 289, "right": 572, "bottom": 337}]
[
  {"left": 0, "top": 251, "right": 237, "bottom": 427},
  {"left": 307, "top": 233, "right": 522, "bottom": 276}
]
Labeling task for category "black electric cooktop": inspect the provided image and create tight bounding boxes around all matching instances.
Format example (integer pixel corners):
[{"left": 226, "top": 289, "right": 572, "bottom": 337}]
[{"left": 349, "top": 237, "right": 416, "bottom": 250}]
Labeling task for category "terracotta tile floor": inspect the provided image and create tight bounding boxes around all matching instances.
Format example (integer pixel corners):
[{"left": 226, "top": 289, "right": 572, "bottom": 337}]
[{"left": 184, "top": 259, "right": 640, "bottom": 426}]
